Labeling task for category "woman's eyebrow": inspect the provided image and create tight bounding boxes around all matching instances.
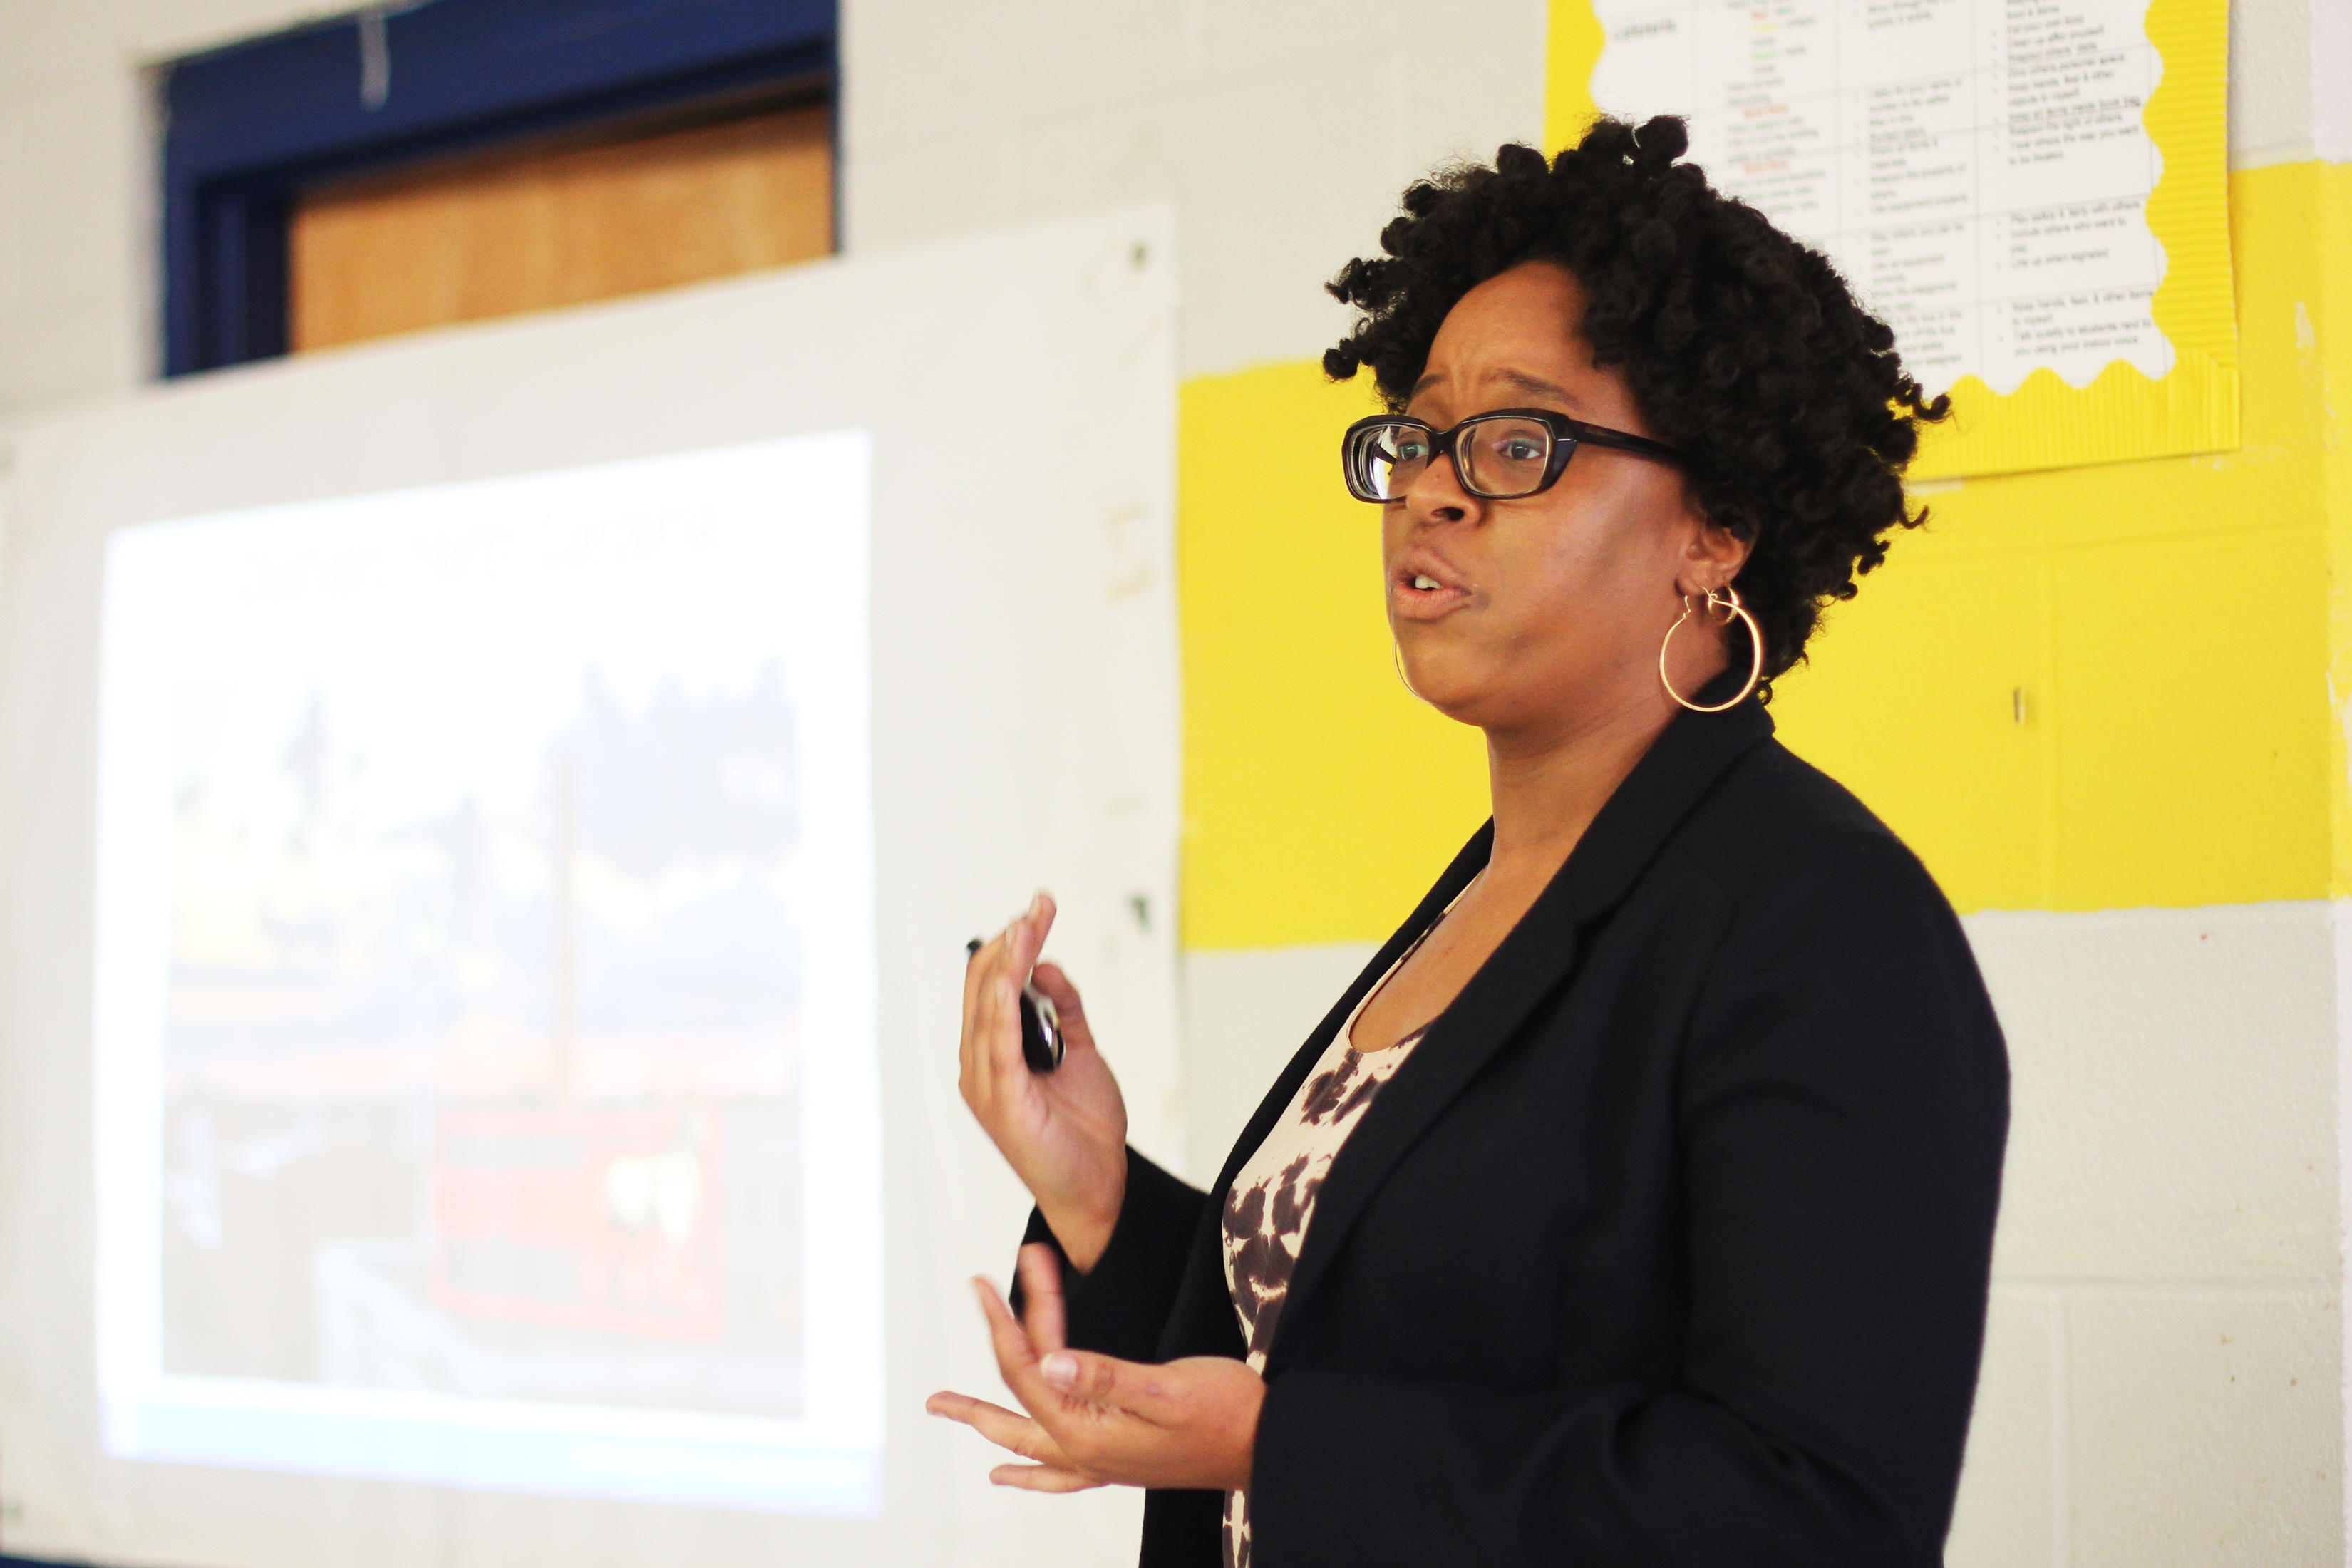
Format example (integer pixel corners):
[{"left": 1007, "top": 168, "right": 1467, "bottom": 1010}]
[
  {"left": 1408, "top": 368, "right": 1587, "bottom": 410},
  {"left": 1497, "top": 369, "right": 1582, "bottom": 407}
]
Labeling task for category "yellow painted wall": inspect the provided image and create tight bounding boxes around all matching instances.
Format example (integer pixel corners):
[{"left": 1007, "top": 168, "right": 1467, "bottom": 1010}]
[
  {"left": 1179, "top": 161, "right": 2349, "bottom": 948},
  {"left": 2322, "top": 165, "right": 2352, "bottom": 898},
  {"left": 1177, "top": 365, "right": 1487, "bottom": 950},
  {"left": 1773, "top": 160, "right": 2343, "bottom": 915}
]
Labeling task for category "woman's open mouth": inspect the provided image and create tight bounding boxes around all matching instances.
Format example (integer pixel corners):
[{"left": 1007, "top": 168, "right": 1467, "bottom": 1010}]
[{"left": 1392, "top": 563, "right": 1470, "bottom": 619}]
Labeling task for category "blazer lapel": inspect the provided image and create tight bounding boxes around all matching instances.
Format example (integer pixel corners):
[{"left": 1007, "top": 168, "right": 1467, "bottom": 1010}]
[
  {"left": 1263, "top": 696, "right": 1777, "bottom": 1367},
  {"left": 1153, "top": 826, "right": 1494, "bottom": 1360},
  {"left": 1207, "top": 823, "right": 1495, "bottom": 1205}
]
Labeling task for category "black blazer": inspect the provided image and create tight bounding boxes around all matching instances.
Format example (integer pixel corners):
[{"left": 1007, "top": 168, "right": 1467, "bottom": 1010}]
[{"left": 1021, "top": 695, "right": 2009, "bottom": 1567}]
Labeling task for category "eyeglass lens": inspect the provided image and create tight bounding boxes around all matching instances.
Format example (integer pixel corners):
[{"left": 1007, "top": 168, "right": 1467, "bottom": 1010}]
[{"left": 1360, "top": 416, "right": 1557, "bottom": 500}]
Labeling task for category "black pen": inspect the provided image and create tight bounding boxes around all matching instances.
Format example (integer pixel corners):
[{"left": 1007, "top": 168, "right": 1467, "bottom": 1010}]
[{"left": 966, "top": 934, "right": 1064, "bottom": 1072}]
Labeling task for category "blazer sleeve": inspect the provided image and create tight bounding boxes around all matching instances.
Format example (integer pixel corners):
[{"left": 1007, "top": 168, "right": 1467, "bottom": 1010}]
[
  {"left": 1012, "top": 1147, "right": 1207, "bottom": 1363},
  {"left": 1247, "top": 831, "right": 2011, "bottom": 1567}
]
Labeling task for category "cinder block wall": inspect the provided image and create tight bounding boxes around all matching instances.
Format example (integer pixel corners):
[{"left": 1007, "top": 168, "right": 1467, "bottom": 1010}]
[{"left": 1, "top": 1, "right": 2343, "bottom": 1564}]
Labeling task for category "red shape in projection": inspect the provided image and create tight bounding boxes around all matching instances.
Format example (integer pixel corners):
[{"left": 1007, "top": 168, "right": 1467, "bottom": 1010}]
[{"left": 429, "top": 1103, "right": 725, "bottom": 1343}]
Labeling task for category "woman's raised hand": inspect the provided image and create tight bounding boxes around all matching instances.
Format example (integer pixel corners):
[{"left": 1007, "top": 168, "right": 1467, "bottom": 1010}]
[
  {"left": 960, "top": 893, "right": 1128, "bottom": 1271},
  {"left": 927, "top": 1244, "right": 1262, "bottom": 1492}
]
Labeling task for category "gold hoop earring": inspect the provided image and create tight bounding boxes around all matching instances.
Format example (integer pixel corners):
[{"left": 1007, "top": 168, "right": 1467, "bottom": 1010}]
[
  {"left": 1659, "top": 584, "right": 1764, "bottom": 713},
  {"left": 1393, "top": 640, "right": 1425, "bottom": 702}
]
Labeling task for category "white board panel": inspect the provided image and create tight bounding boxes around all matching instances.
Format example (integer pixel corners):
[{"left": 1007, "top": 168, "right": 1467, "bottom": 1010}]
[{"left": 0, "top": 207, "right": 1179, "bottom": 1568}]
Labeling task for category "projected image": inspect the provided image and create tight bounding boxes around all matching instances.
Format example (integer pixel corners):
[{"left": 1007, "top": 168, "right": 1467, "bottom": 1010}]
[
  {"left": 165, "top": 666, "right": 803, "bottom": 1411},
  {"left": 97, "top": 437, "right": 881, "bottom": 1513}
]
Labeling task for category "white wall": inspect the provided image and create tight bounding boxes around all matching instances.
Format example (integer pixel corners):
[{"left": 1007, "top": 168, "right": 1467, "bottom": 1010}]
[
  {"left": 2237, "top": 0, "right": 2352, "bottom": 165},
  {"left": 840, "top": 0, "right": 1547, "bottom": 376},
  {"left": 1954, "top": 906, "right": 2341, "bottom": 1565}
]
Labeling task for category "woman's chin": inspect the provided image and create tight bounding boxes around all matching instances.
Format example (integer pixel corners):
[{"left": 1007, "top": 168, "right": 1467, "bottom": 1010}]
[{"left": 1400, "top": 666, "right": 1491, "bottom": 723}]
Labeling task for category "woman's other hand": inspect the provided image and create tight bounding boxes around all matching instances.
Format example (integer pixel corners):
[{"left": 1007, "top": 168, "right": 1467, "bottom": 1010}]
[
  {"left": 961, "top": 893, "right": 1128, "bottom": 1270},
  {"left": 926, "top": 1244, "right": 1262, "bottom": 1492}
]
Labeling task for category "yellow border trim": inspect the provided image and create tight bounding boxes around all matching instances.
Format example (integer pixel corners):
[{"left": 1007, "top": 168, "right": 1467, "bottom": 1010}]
[
  {"left": 1544, "top": 0, "right": 1605, "bottom": 165},
  {"left": 1913, "top": 0, "right": 2238, "bottom": 476},
  {"left": 1549, "top": 0, "right": 2238, "bottom": 480}
]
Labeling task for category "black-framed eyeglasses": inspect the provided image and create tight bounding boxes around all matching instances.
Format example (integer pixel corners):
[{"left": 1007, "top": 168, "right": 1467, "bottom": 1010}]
[{"left": 1341, "top": 408, "right": 1691, "bottom": 503}]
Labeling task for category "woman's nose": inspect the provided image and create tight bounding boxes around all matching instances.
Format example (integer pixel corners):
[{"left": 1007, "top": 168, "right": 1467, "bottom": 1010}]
[{"left": 1403, "top": 450, "right": 1476, "bottom": 525}]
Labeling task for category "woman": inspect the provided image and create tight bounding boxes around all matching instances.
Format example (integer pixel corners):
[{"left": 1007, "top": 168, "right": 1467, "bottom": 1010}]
[{"left": 928, "top": 117, "right": 2008, "bottom": 1567}]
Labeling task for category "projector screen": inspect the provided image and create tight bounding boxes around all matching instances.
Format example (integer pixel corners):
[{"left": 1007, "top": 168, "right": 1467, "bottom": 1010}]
[
  {"left": 95, "top": 437, "right": 882, "bottom": 1514},
  {"left": 0, "top": 208, "right": 1177, "bottom": 1568}
]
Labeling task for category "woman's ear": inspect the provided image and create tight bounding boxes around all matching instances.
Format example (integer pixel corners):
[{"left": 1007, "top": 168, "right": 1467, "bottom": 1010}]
[{"left": 1677, "top": 512, "right": 1753, "bottom": 597}]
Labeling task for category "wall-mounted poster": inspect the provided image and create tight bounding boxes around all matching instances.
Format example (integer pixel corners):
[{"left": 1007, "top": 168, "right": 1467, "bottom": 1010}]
[{"left": 1547, "top": 0, "right": 2234, "bottom": 478}]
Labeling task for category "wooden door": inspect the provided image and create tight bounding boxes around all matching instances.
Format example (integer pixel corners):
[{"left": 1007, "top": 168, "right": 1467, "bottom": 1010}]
[{"left": 290, "top": 99, "right": 832, "bottom": 353}]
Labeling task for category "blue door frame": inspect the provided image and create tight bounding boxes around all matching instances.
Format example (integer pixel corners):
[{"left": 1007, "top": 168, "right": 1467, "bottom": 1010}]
[{"left": 161, "top": 0, "right": 836, "bottom": 376}]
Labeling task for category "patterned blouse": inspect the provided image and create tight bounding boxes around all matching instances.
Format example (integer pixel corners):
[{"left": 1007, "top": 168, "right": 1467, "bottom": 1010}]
[{"left": 1217, "top": 909, "right": 1457, "bottom": 1568}]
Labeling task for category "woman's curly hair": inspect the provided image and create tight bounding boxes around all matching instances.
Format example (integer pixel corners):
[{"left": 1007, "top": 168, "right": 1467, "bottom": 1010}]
[{"left": 1324, "top": 115, "right": 1947, "bottom": 690}]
